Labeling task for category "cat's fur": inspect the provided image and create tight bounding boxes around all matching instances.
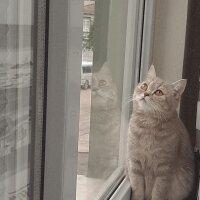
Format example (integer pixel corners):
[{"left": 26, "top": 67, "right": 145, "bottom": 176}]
[
  {"left": 87, "top": 62, "right": 120, "bottom": 179},
  {"left": 127, "top": 65, "right": 194, "bottom": 200}
]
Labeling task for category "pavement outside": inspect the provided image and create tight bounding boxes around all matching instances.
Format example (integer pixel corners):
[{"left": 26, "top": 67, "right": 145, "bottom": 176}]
[
  {"left": 77, "top": 89, "right": 105, "bottom": 200},
  {"left": 78, "top": 89, "right": 91, "bottom": 175}
]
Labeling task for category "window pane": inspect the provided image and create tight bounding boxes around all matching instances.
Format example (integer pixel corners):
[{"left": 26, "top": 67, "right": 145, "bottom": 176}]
[
  {"left": 77, "top": 0, "right": 128, "bottom": 199},
  {"left": 0, "top": 0, "right": 34, "bottom": 199}
]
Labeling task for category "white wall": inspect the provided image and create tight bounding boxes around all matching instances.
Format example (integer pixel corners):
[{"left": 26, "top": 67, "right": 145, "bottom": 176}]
[
  {"left": 152, "top": 0, "right": 188, "bottom": 82},
  {"left": 152, "top": 0, "right": 200, "bottom": 151}
]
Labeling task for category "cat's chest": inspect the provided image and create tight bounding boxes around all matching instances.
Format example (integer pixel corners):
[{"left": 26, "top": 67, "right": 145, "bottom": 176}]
[
  {"left": 133, "top": 128, "right": 163, "bottom": 152},
  {"left": 130, "top": 128, "right": 177, "bottom": 173},
  {"left": 137, "top": 132, "right": 156, "bottom": 151},
  {"left": 131, "top": 131, "right": 162, "bottom": 169}
]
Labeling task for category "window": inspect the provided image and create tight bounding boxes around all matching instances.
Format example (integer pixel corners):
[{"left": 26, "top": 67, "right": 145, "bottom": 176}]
[
  {"left": 44, "top": 0, "right": 142, "bottom": 199},
  {"left": 4, "top": 0, "right": 200, "bottom": 200},
  {"left": 0, "top": 0, "right": 47, "bottom": 200},
  {"left": 0, "top": 0, "right": 34, "bottom": 199},
  {"left": 77, "top": 0, "right": 131, "bottom": 199},
  {"left": 43, "top": 0, "right": 200, "bottom": 199}
]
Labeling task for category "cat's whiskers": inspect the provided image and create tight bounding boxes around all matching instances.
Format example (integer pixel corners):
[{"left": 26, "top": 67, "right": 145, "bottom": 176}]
[
  {"left": 124, "top": 97, "right": 136, "bottom": 106},
  {"left": 126, "top": 95, "right": 134, "bottom": 100},
  {"left": 126, "top": 97, "right": 134, "bottom": 102}
]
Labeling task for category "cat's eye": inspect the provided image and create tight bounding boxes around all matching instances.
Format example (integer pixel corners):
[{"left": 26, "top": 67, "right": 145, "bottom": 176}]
[
  {"left": 140, "top": 83, "right": 148, "bottom": 91},
  {"left": 99, "top": 80, "right": 107, "bottom": 87},
  {"left": 154, "top": 90, "right": 164, "bottom": 96}
]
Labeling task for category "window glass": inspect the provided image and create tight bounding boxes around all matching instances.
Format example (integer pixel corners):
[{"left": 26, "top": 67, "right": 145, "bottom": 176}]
[
  {"left": 77, "top": 0, "right": 128, "bottom": 199},
  {"left": 0, "top": 0, "right": 34, "bottom": 199}
]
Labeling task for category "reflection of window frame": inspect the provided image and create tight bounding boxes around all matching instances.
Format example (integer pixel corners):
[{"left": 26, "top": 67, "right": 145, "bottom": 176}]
[{"left": 43, "top": 1, "right": 156, "bottom": 200}]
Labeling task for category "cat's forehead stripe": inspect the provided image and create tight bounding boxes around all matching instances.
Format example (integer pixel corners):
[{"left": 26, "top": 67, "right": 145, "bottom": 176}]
[{"left": 148, "top": 80, "right": 165, "bottom": 89}]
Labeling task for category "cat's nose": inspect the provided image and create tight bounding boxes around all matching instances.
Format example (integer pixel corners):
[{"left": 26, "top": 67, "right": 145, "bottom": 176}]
[{"left": 144, "top": 92, "right": 150, "bottom": 97}]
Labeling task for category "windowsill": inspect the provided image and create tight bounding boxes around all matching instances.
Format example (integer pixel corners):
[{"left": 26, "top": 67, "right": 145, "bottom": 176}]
[
  {"left": 110, "top": 177, "right": 131, "bottom": 200},
  {"left": 76, "top": 175, "right": 104, "bottom": 200},
  {"left": 76, "top": 167, "right": 128, "bottom": 200},
  {"left": 95, "top": 167, "right": 125, "bottom": 200}
]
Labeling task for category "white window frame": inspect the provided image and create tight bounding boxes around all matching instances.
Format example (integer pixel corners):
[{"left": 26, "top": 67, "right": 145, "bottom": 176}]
[
  {"left": 43, "top": 0, "right": 156, "bottom": 200},
  {"left": 43, "top": 0, "right": 83, "bottom": 199}
]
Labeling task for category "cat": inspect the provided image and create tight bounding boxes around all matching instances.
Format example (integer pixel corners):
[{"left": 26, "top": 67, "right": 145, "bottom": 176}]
[
  {"left": 127, "top": 65, "right": 194, "bottom": 200},
  {"left": 87, "top": 62, "right": 121, "bottom": 179}
]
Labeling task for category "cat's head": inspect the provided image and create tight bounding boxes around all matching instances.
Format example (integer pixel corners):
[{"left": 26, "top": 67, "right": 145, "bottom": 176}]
[
  {"left": 133, "top": 65, "right": 187, "bottom": 118},
  {"left": 92, "top": 62, "right": 118, "bottom": 110}
]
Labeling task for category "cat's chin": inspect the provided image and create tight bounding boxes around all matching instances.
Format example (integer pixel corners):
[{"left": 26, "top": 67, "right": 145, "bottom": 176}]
[
  {"left": 136, "top": 99, "right": 154, "bottom": 113},
  {"left": 136, "top": 97, "right": 146, "bottom": 105},
  {"left": 92, "top": 91, "right": 104, "bottom": 99}
]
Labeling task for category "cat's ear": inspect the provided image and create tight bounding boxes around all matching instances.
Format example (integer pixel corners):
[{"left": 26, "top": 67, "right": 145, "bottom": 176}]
[
  {"left": 99, "top": 62, "right": 110, "bottom": 74},
  {"left": 171, "top": 79, "right": 187, "bottom": 99},
  {"left": 146, "top": 64, "right": 156, "bottom": 80}
]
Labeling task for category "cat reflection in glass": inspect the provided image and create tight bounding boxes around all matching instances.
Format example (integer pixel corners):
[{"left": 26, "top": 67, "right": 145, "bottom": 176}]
[
  {"left": 88, "top": 62, "right": 120, "bottom": 179},
  {"left": 127, "top": 65, "right": 194, "bottom": 200}
]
